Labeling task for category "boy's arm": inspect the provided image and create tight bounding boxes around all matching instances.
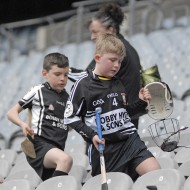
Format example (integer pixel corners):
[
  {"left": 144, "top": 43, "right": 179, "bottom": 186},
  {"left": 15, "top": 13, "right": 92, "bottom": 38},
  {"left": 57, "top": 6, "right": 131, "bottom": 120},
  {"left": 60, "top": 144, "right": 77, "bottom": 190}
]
[
  {"left": 64, "top": 79, "right": 98, "bottom": 142},
  {"left": 7, "top": 103, "right": 34, "bottom": 138},
  {"left": 126, "top": 88, "right": 150, "bottom": 118},
  {"left": 67, "top": 119, "right": 97, "bottom": 142},
  {"left": 126, "top": 99, "right": 147, "bottom": 117}
]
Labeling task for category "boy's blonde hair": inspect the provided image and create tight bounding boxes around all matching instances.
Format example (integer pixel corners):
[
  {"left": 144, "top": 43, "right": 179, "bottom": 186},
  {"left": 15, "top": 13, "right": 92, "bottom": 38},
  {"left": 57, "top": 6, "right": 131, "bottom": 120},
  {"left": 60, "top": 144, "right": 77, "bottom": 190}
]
[{"left": 95, "top": 34, "right": 126, "bottom": 59}]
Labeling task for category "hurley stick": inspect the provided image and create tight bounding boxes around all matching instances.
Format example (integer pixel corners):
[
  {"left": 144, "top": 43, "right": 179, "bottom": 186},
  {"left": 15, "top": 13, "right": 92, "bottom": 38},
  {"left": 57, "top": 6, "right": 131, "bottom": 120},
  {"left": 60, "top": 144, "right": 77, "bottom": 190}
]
[
  {"left": 95, "top": 107, "right": 108, "bottom": 190},
  {"left": 21, "top": 109, "right": 36, "bottom": 158}
]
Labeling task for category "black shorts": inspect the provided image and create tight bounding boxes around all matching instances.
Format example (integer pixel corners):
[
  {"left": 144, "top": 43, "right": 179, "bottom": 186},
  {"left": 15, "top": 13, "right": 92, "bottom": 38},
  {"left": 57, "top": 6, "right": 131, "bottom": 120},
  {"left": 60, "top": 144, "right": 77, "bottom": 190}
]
[
  {"left": 26, "top": 135, "right": 64, "bottom": 181},
  {"left": 89, "top": 132, "right": 153, "bottom": 181}
]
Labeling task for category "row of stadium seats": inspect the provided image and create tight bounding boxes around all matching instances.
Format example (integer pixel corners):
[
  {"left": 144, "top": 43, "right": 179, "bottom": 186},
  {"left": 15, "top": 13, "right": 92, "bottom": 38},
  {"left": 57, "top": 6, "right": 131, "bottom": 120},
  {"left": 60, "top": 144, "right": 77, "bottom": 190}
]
[{"left": 1, "top": 146, "right": 190, "bottom": 189}]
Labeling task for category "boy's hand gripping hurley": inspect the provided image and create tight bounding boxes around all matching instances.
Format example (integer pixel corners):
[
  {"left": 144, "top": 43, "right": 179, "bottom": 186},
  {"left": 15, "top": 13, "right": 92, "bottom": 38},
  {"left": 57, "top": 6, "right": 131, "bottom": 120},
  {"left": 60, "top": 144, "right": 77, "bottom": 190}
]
[{"left": 95, "top": 107, "right": 108, "bottom": 190}]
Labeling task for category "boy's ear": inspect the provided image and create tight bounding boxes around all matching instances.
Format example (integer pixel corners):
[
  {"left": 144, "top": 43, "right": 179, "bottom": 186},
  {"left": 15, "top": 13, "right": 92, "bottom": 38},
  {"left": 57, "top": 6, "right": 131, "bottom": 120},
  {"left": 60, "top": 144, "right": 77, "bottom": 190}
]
[
  {"left": 94, "top": 54, "right": 101, "bottom": 63},
  {"left": 42, "top": 69, "right": 47, "bottom": 77}
]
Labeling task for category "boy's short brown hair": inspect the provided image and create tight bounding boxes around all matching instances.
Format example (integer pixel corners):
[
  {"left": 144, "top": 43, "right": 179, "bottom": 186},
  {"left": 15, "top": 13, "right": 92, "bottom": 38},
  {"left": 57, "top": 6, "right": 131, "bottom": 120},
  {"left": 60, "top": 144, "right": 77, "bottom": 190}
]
[
  {"left": 95, "top": 34, "right": 126, "bottom": 59},
  {"left": 43, "top": 52, "right": 69, "bottom": 71}
]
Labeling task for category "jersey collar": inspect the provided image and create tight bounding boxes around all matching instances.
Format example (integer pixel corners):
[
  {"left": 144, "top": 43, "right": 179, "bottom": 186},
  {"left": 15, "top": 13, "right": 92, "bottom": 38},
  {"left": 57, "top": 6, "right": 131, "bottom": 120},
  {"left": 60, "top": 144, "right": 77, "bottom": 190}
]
[{"left": 44, "top": 82, "right": 65, "bottom": 94}]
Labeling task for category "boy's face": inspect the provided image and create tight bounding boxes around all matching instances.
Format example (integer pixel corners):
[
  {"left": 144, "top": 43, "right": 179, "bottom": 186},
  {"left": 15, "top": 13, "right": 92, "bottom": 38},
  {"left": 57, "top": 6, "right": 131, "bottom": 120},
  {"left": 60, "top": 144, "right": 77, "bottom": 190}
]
[
  {"left": 42, "top": 65, "right": 69, "bottom": 93},
  {"left": 94, "top": 53, "right": 122, "bottom": 79}
]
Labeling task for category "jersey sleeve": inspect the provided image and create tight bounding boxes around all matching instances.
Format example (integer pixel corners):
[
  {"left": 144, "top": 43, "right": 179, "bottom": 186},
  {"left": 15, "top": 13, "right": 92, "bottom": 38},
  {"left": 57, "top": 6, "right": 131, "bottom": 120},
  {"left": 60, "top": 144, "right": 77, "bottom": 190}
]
[
  {"left": 68, "top": 67, "right": 87, "bottom": 82},
  {"left": 64, "top": 80, "right": 97, "bottom": 142},
  {"left": 18, "top": 85, "right": 41, "bottom": 109},
  {"left": 126, "top": 99, "right": 147, "bottom": 117}
]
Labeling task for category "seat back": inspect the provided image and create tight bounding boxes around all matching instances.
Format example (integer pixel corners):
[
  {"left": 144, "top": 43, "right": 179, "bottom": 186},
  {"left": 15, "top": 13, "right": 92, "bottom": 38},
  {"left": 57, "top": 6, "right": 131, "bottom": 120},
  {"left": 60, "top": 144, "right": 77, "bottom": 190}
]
[
  {"left": 35, "top": 175, "right": 81, "bottom": 190},
  {"left": 5, "top": 168, "right": 42, "bottom": 188},
  {"left": 0, "top": 159, "right": 12, "bottom": 178},
  {"left": 0, "top": 149, "right": 17, "bottom": 165},
  {"left": 82, "top": 172, "right": 133, "bottom": 190},
  {"left": 132, "top": 169, "right": 185, "bottom": 190},
  {"left": 178, "top": 159, "right": 190, "bottom": 179},
  {"left": 183, "top": 176, "right": 190, "bottom": 190},
  {"left": 0, "top": 179, "right": 35, "bottom": 190}
]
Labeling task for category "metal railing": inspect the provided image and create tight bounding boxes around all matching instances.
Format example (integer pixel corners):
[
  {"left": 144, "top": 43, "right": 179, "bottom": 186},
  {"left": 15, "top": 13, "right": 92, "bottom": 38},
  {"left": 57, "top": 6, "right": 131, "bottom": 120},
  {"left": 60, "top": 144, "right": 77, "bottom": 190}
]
[{"left": 0, "top": 0, "right": 189, "bottom": 63}]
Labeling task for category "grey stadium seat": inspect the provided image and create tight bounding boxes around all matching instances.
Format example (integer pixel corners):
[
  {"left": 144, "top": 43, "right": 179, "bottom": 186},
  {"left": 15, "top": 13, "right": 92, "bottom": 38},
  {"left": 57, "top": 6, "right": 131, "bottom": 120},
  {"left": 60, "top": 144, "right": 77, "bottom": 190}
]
[
  {"left": 0, "top": 179, "right": 35, "bottom": 190},
  {"left": 132, "top": 169, "right": 185, "bottom": 190},
  {"left": 183, "top": 176, "right": 190, "bottom": 190},
  {"left": 82, "top": 172, "right": 133, "bottom": 190},
  {"left": 5, "top": 168, "right": 42, "bottom": 188},
  {"left": 35, "top": 175, "right": 81, "bottom": 190},
  {"left": 0, "top": 159, "right": 12, "bottom": 179},
  {"left": 178, "top": 159, "right": 190, "bottom": 179}
]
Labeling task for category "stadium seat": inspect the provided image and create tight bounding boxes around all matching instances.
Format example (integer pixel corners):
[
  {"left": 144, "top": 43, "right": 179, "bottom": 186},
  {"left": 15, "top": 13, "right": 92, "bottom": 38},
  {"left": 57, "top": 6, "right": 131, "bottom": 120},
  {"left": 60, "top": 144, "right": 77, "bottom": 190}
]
[
  {"left": 69, "top": 165, "right": 87, "bottom": 184},
  {"left": 8, "top": 159, "right": 32, "bottom": 176},
  {"left": 140, "top": 136, "right": 157, "bottom": 148},
  {"left": 178, "top": 159, "right": 190, "bottom": 179},
  {"left": 183, "top": 93, "right": 190, "bottom": 112},
  {"left": 132, "top": 169, "right": 185, "bottom": 190},
  {"left": 183, "top": 176, "right": 190, "bottom": 190},
  {"left": 0, "top": 159, "right": 12, "bottom": 179},
  {"left": 0, "top": 179, "right": 35, "bottom": 190},
  {"left": 178, "top": 133, "right": 190, "bottom": 148},
  {"left": 174, "top": 147, "right": 190, "bottom": 165},
  {"left": 61, "top": 43, "right": 77, "bottom": 67},
  {"left": 156, "top": 157, "right": 178, "bottom": 169},
  {"left": 138, "top": 126, "right": 151, "bottom": 138},
  {"left": 0, "top": 149, "right": 17, "bottom": 165},
  {"left": 14, "top": 152, "right": 27, "bottom": 165},
  {"left": 8, "top": 129, "right": 26, "bottom": 153},
  {"left": 35, "top": 175, "right": 82, "bottom": 190},
  {"left": 66, "top": 129, "right": 86, "bottom": 145},
  {"left": 5, "top": 168, "right": 42, "bottom": 188},
  {"left": 148, "top": 146, "right": 175, "bottom": 158},
  {"left": 83, "top": 170, "right": 92, "bottom": 183},
  {"left": 76, "top": 41, "right": 95, "bottom": 70},
  {"left": 69, "top": 152, "right": 89, "bottom": 169},
  {"left": 0, "top": 133, "right": 7, "bottom": 150},
  {"left": 65, "top": 143, "right": 87, "bottom": 155},
  {"left": 82, "top": 172, "right": 133, "bottom": 190}
]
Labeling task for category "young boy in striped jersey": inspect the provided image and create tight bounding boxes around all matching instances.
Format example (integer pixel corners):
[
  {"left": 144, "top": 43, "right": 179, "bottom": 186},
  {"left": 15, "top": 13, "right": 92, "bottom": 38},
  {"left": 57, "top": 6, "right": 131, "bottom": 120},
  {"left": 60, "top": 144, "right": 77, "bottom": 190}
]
[{"left": 7, "top": 53, "right": 73, "bottom": 181}]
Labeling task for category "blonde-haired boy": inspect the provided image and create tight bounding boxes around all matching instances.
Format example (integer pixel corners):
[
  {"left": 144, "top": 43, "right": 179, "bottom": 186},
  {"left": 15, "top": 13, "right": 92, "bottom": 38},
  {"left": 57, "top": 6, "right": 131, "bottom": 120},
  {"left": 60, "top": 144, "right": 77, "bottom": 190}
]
[{"left": 64, "top": 34, "right": 160, "bottom": 181}]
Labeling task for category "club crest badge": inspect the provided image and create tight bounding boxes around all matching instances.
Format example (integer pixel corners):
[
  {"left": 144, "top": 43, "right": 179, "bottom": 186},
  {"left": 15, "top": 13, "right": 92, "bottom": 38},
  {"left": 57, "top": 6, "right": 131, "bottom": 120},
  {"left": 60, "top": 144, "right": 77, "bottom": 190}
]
[
  {"left": 48, "top": 104, "right": 54, "bottom": 111},
  {"left": 64, "top": 101, "right": 73, "bottom": 117}
]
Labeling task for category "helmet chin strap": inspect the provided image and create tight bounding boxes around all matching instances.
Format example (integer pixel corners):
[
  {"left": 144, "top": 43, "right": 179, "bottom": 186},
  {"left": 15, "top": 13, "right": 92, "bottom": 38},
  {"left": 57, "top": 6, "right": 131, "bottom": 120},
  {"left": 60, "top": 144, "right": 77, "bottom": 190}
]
[
  {"left": 161, "top": 141, "right": 178, "bottom": 152},
  {"left": 160, "top": 127, "right": 188, "bottom": 152}
]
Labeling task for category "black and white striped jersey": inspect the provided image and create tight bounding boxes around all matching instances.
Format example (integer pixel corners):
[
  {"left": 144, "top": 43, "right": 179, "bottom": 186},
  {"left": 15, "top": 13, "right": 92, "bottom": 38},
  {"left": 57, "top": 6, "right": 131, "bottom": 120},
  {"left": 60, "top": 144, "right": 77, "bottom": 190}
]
[
  {"left": 64, "top": 70, "right": 147, "bottom": 143},
  {"left": 19, "top": 82, "right": 69, "bottom": 149}
]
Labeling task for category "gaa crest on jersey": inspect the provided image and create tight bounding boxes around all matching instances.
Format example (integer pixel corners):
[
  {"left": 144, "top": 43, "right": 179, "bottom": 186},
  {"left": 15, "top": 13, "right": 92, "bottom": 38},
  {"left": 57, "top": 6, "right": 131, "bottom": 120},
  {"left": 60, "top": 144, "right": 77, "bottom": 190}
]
[
  {"left": 64, "top": 101, "right": 73, "bottom": 117},
  {"left": 48, "top": 104, "right": 54, "bottom": 111},
  {"left": 121, "top": 93, "right": 127, "bottom": 105}
]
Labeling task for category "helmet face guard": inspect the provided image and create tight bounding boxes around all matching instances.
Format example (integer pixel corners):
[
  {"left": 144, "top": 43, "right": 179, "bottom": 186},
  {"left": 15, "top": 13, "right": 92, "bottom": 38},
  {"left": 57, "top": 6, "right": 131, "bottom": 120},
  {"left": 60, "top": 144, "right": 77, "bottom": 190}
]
[
  {"left": 148, "top": 118, "right": 180, "bottom": 152},
  {"left": 144, "top": 82, "right": 173, "bottom": 120},
  {"left": 144, "top": 82, "right": 187, "bottom": 152}
]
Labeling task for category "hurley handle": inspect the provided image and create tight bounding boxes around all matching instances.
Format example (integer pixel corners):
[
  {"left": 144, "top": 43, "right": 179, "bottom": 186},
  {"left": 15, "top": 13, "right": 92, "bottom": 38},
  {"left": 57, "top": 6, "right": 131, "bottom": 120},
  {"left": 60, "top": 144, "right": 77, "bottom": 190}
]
[{"left": 95, "top": 107, "right": 104, "bottom": 152}]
